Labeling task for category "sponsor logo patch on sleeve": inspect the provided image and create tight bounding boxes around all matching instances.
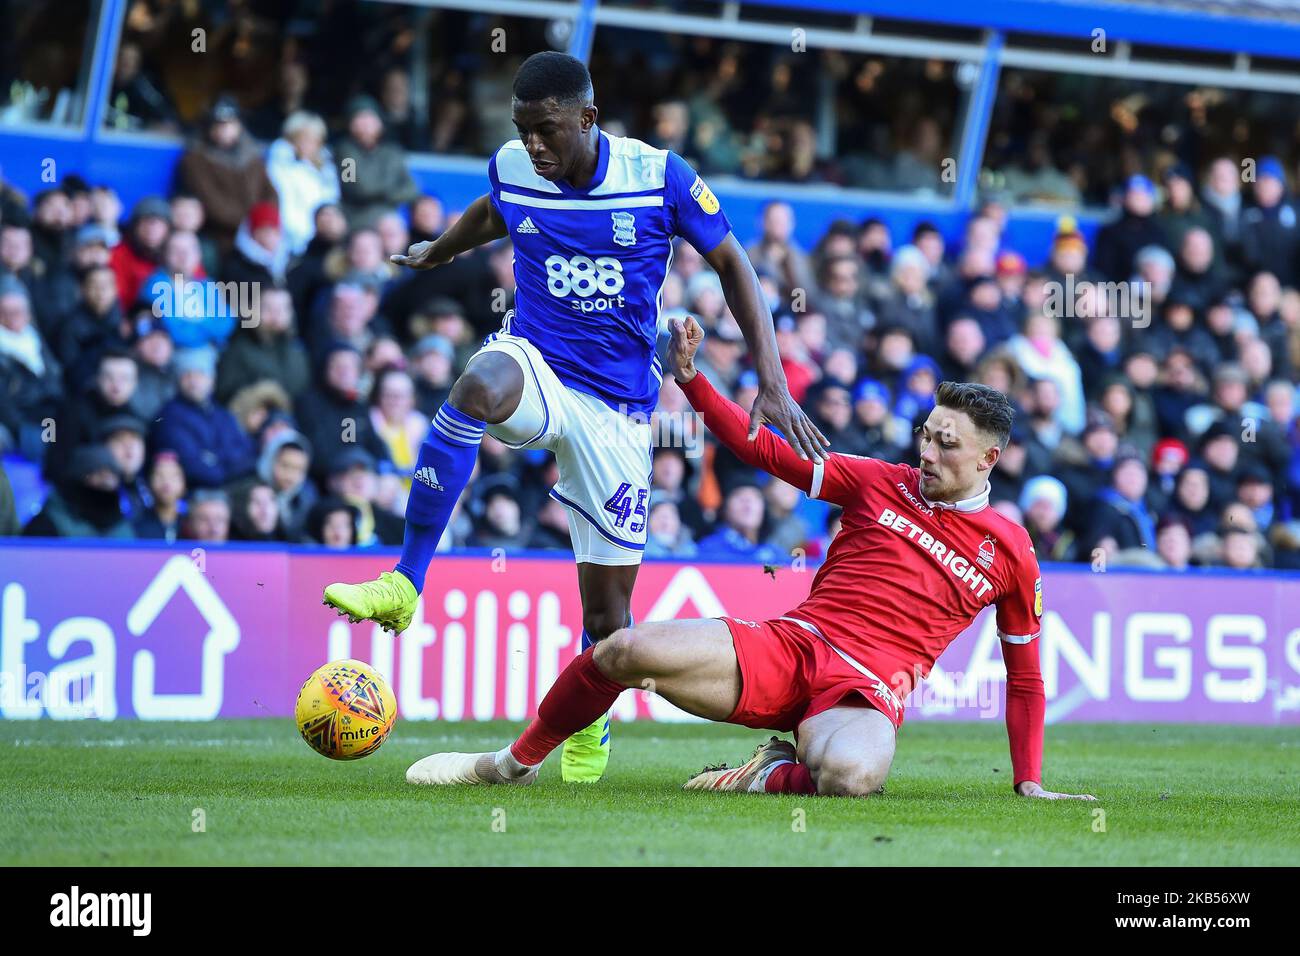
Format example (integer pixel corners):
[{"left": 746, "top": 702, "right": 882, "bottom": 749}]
[
  {"left": 1033, "top": 576, "right": 1043, "bottom": 617},
  {"left": 690, "top": 175, "right": 720, "bottom": 215}
]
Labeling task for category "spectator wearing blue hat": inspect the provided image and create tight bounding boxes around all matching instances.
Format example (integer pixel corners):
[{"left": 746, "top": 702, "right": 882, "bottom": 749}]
[
  {"left": 851, "top": 378, "right": 908, "bottom": 462},
  {"left": 1240, "top": 156, "right": 1299, "bottom": 287},
  {"left": 851, "top": 376, "right": 888, "bottom": 407},
  {"left": 893, "top": 354, "right": 942, "bottom": 426},
  {"left": 151, "top": 346, "right": 255, "bottom": 489},
  {"left": 1093, "top": 174, "right": 1167, "bottom": 282}
]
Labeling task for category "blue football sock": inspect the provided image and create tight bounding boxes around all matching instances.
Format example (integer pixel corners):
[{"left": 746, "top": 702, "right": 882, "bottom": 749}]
[{"left": 394, "top": 403, "right": 485, "bottom": 593}]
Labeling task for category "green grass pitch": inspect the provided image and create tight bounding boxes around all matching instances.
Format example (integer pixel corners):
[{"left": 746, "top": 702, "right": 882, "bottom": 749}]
[{"left": 2, "top": 719, "right": 1296, "bottom": 866}]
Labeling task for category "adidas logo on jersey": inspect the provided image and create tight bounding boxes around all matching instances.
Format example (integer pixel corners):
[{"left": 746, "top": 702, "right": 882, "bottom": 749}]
[
  {"left": 414, "top": 466, "right": 444, "bottom": 492},
  {"left": 516, "top": 216, "right": 539, "bottom": 234}
]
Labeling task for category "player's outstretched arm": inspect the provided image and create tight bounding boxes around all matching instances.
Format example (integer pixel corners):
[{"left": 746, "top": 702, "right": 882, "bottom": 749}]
[
  {"left": 669, "top": 316, "right": 816, "bottom": 492},
  {"left": 1003, "top": 638, "right": 1096, "bottom": 801},
  {"left": 391, "top": 192, "right": 508, "bottom": 270},
  {"left": 702, "top": 235, "right": 829, "bottom": 461}
]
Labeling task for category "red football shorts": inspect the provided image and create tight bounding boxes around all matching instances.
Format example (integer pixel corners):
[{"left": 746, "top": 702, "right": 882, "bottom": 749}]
[{"left": 722, "top": 617, "right": 904, "bottom": 733}]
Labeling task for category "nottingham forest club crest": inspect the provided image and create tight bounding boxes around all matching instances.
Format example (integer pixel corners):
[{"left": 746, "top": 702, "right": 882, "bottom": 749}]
[
  {"left": 611, "top": 211, "right": 637, "bottom": 247},
  {"left": 976, "top": 534, "right": 996, "bottom": 570}
]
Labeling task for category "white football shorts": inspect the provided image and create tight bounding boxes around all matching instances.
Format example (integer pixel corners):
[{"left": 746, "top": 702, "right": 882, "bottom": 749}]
[{"left": 471, "top": 330, "right": 653, "bottom": 566}]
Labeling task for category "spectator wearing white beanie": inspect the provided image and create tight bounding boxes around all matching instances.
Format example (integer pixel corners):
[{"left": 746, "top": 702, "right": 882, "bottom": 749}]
[{"left": 1020, "top": 475, "right": 1076, "bottom": 562}]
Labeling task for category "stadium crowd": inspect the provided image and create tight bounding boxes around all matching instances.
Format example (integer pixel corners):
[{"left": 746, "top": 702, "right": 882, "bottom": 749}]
[{"left": 2, "top": 75, "right": 1300, "bottom": 568}]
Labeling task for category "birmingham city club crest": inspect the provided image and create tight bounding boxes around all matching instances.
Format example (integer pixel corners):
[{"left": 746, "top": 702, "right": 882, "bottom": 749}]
[{"left": 611, "top": 211, "right": 637, "bottom": 247}]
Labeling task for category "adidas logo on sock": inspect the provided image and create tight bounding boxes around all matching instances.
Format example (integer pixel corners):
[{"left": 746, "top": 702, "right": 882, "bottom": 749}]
[
  {"left": 516, "top": 216, "right": 539, "bottom": 234},
  {"left": 414, "top": 466, "right": 444, "bottom": 492}
]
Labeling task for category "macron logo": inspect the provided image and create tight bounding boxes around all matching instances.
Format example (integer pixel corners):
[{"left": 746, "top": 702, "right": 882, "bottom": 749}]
[
  {"left": 414, "top": 466, "right": 444, "bottom": 492},
  {"left": 516, "top": 216, "right": 539, "bottom": 234},
  {"left": 50, "top": 886, "right": 151, "bottom": 936}
]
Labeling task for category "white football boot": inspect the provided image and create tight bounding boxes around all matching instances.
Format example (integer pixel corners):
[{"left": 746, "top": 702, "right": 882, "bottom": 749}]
[
  {"left": 684, "top": 737, "right": 797, "bottom": 792},
  {"left": 406, "top": 751, "right": 538, "bottom": 787}
]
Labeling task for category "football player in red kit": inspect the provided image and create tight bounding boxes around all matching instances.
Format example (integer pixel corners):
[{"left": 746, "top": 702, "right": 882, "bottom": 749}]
[{"left": 405, "top": 316, "right": 1095, "bottom": 800}]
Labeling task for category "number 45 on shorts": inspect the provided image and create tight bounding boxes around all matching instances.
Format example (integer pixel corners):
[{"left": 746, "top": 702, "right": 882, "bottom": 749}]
[{"left": 604, "top": 483, "right": 648, "bottom": 533}]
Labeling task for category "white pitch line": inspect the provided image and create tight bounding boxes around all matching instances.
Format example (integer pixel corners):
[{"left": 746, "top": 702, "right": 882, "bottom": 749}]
[{"left": 9, "top": 738, "right": 282, "bottom": 748}]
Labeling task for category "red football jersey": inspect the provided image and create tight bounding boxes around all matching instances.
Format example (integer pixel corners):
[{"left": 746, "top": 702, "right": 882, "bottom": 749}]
[
  {"left": 794, "top": 453, "right": 1042, "bottom": 697},
  {"left": 678, "top": 371, "right": 1048, "bottom": 786}
]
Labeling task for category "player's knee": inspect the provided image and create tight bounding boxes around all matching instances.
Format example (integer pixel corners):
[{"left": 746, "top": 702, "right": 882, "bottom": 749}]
[
  {"left": 592, "top": 627, "right": 641, "bottom": 683},
  {"left": 449, "top": 356, "right": 523, "bottom": 422},
  {"left": 815, "top": 758, "right": 888, "bottom": 798},
  {"left": 582, "top": 607, "right": 627, "bottom": 643}
]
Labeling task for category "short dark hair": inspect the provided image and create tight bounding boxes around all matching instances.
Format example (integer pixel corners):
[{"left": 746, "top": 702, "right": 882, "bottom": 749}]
[
  {"left": 935, "top": 380, "right": 1015, "bottom": 449},
  {"left": 513, "top": 52, "right": 592, "bottom": 108}
]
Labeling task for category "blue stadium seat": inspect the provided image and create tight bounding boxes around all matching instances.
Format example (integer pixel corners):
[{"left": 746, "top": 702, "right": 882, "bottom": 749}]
[{"left": 3, "top": 455, "right": 48, "bottom": 527}]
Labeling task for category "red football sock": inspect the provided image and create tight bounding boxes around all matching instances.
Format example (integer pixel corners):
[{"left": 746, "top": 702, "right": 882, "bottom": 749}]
[
  {"left": 764, "top": 761, "right": 816, "bottom": 794},
  {"left": 510, "top": 647, "right": 626, "bottom": 766}
]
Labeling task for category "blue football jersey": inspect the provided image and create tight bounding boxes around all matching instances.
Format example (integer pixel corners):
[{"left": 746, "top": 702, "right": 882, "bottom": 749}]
[{"left": 487, "top": 128, "right": 732, "bottom": 417}]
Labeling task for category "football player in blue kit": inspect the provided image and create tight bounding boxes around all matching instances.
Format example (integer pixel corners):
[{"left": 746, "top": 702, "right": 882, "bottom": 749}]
[{"left": 324, "top": 51, "right": 828, "bottom": 782}]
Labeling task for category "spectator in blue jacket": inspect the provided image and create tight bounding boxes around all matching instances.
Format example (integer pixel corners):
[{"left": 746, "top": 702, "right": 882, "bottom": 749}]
[
  {"left": 142, "top": 230, "right": 236, "bottom": 350},
  {"left": 697, "top": 482, "right": 783, "bottom": 564},
  {"left": 151, "top": 346, "right": 254, "bottom": 488}
]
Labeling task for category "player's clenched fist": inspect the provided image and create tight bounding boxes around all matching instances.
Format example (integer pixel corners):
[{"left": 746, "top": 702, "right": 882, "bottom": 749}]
[
  {"left": 391, "top": 240, "right": 453, "bottom": 270},
  {"left": 668, "top": 315, "right": 704, "bottom": 384}
]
